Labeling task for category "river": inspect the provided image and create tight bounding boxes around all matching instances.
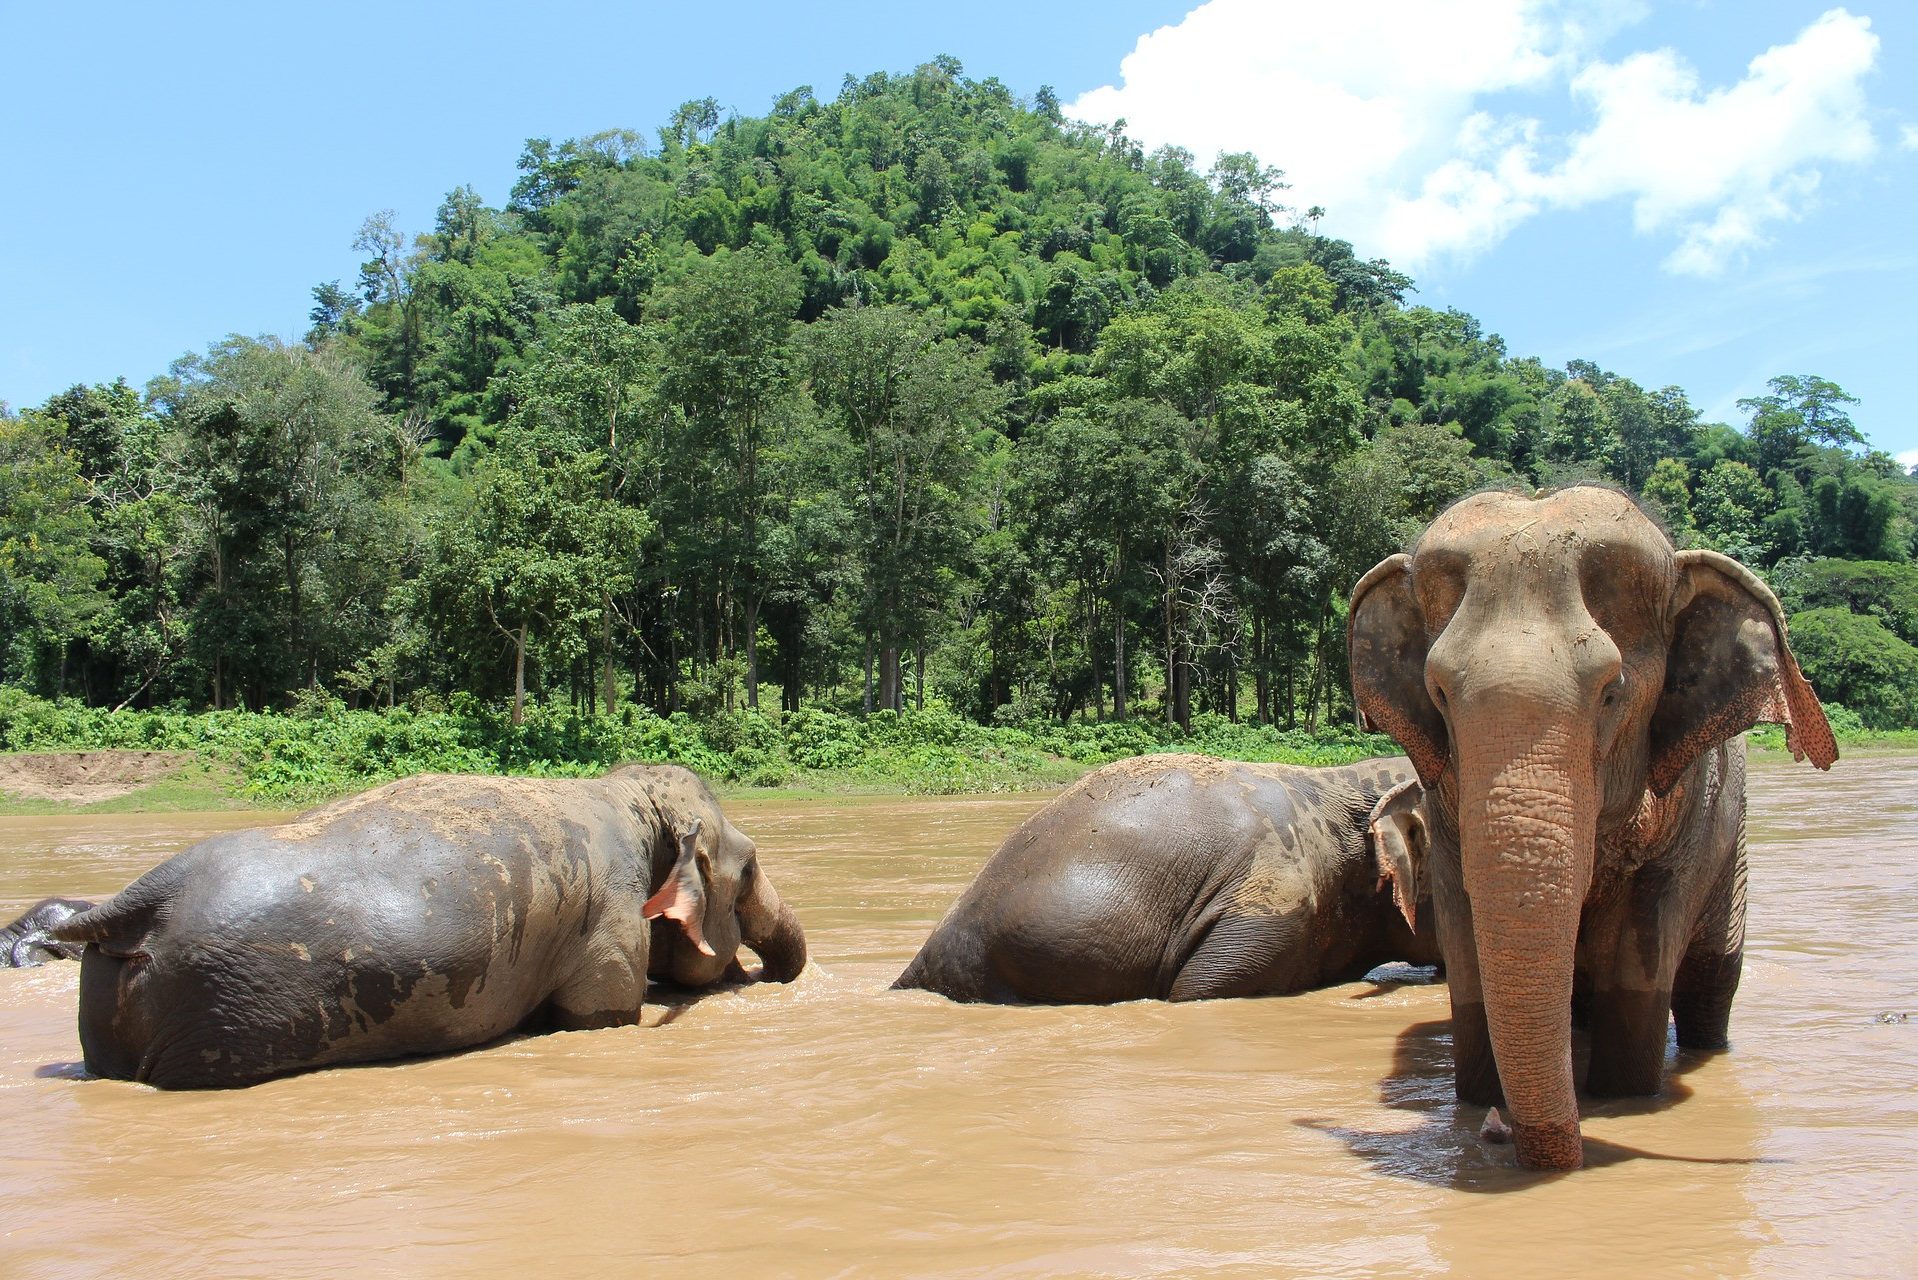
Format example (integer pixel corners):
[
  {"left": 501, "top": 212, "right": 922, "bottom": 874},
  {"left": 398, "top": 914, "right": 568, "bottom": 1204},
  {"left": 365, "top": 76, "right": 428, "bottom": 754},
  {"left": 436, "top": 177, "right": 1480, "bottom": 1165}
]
[{"left": 0, "top": 754, "right": 1911, "bottom": 1277}]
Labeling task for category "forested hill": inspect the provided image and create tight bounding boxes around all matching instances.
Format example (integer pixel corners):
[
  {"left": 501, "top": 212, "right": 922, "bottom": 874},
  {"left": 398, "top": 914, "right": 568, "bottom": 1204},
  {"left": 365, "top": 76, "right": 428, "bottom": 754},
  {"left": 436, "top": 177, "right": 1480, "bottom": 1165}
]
[{"left": 6, "top": 58, "right": 1918, "bottom": 738}]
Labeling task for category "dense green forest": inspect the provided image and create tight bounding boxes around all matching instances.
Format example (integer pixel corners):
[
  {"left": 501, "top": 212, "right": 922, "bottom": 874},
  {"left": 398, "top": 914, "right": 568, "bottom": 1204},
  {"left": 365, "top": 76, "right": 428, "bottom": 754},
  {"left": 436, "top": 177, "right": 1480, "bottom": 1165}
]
[{"left": 6, "top": 60, "right": 1918, "bottom": 761}]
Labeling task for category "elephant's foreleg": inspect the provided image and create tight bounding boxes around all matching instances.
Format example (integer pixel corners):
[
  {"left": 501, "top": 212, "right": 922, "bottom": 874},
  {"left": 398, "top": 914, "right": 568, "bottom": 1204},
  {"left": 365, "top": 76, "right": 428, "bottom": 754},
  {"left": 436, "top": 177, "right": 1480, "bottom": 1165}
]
[
  {"left": 1670, "top": 953, "right": 1740, "bottom": 1050},
  {"left": 1671, "top": 839, "right": 1746, "bottom": 1051},
  {"left": 1432, "top": 853, "right": 1501, "bottom": 1106},
  {"left": 75, "top": 948, "right": 143, "bottom": 1081},
  {"left": 1590, "top": 801, "right": 1746, "bottom": 1090},
  {"left": 1584, "top": 985, "right": 1674, "bottom": 1097},
  {"left": 1582, "top": 892, "right": 1688, "bottom": 1098},
  {"left": 1449, "top": 1000, "right": 1503, "bottom": 1107},
  {"left": 1570, "top": 974, "right": 1594, "bottom": 1031}
]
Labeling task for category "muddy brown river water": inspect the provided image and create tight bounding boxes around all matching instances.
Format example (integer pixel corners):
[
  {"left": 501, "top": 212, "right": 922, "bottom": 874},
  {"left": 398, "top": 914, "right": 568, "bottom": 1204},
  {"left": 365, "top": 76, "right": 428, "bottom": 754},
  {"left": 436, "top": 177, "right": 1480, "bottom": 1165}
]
[{"left": 0, "top": 754, "right": 1912, "bottom": 1277}]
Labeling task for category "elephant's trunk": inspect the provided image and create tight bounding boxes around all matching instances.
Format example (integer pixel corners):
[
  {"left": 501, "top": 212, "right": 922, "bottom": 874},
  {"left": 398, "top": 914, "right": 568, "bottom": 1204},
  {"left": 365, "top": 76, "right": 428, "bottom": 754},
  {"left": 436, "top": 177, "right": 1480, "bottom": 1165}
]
[
  {"left": 1457, "top": 714, "right": 1596, "bottom": 1172},
  {"left": 738, "top": 867, "right": 807, "bottom": 983}
]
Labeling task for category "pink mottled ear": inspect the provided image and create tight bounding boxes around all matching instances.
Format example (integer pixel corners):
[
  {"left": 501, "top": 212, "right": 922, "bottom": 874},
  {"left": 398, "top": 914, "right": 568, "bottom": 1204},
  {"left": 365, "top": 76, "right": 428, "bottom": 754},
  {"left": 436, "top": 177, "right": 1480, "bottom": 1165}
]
[
  {"left": 1649, "top": 550, "right": 1838, "bottom": 795},
  {"left": 642, "top": 819, "right": 716, "bottom": 956},
  {"left": 1369, "top": 779, "right": 1427, "bottom": 932}
]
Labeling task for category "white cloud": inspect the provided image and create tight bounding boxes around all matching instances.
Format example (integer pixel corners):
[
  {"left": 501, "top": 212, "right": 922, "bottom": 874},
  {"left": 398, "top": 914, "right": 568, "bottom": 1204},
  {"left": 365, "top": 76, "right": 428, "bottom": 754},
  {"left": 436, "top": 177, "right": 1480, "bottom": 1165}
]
[
  {"left": 1069, "top": 0, "right": 1608, "bottom": 240},
  {"left": 1898, "top": 448, "right": 1918, "bottom": 472},
  {"left": 1902, "top": 123, "right": 1918, "bottom": 151},
  {"left": 1552, "top": 11, "right": 1879, "bottom": 273},
  {"left": 1069, "top": 3, "right": 1882, "bottom": 275}
]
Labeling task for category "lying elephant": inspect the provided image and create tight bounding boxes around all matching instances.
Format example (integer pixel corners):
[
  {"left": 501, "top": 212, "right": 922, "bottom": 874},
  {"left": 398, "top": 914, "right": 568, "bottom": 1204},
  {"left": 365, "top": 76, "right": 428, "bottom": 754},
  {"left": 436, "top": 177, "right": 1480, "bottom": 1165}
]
[
  {"left": 53, "top": 765, "right": 806, "bottom": 1089},
  {"left": 0, "top": 897, "right": 95, "bottom": 967},
  {"left": 894, "top": 754, "right": 1440, "bottom": 1003}
]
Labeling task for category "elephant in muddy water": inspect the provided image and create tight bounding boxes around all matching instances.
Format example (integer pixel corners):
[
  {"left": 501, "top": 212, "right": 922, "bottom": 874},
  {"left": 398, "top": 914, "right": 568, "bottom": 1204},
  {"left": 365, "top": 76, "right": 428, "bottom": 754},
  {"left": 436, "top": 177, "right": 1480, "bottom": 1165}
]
[
  {"left": 893, "top": 754, "right": 1441, "bottom": 1004},
  {"left": 0, "top": 897, "right": 94, "bottom": 967},
  {"left": 53, "top": 765, "right": 806, "bottom": 1089},
  {"left": 1347, "top": 485, "right": 1836, "bottom": 1171}
]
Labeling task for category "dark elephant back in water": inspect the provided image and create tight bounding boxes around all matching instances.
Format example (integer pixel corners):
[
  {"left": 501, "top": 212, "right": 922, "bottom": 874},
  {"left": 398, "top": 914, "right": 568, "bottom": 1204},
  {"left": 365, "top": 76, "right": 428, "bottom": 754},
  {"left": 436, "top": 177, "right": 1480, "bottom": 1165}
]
[
  {"left": 54, "top": 766, "right": 806, "bottom": 1088},
  {"left": 895, "top": 754, "right": 1437, "bottom": 1004}
]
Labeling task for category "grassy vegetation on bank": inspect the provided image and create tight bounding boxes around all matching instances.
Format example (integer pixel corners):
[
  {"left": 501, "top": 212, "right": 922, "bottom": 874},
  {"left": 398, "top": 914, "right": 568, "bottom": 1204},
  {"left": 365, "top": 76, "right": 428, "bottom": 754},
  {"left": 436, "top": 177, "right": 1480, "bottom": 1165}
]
[
  {"left": 0, "top": 689, "right": 1403, "bottom": 809},
  {"left": 2, "top": 689, "right": 1900, "bottom": 815}
]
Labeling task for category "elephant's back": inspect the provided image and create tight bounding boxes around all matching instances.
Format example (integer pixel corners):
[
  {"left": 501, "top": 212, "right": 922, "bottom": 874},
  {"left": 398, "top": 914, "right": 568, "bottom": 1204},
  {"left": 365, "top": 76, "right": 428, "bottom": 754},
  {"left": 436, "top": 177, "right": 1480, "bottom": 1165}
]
[
  {"left": 1031, "top": 753, "right": 1410, "bottom": 865},
  {"left": 899, "top": 756, "right": 1279, "bottom": 1002},
  {"left": 196, "top": 775, "right": 635, "bottom": 934},
  {"left": 963, "top": 756, "right": 1260, "bottom": 901}
]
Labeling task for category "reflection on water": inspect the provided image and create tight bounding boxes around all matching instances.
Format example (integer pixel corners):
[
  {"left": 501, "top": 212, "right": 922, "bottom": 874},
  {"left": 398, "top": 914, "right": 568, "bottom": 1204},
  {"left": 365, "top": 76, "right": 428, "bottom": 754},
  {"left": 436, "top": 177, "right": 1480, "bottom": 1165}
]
[{"left": 0, "top": 756, "right": 1912, "bottom": 1277}]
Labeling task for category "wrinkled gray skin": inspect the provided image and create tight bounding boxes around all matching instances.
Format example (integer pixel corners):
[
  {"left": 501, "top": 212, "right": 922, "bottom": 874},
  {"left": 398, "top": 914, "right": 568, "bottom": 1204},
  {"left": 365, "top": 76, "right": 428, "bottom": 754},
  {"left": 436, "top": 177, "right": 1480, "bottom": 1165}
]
[
  {"left": 894, "top": 754, "right": 1441, "bottom": 1003},
  {"left": 53, "top": 765, "right": 806, "bottom": 1089},
  {"left": 1349, "top": 486, "right": 1836, "bottom": 1171},
  {"left": 0, "top": 897, "right": 94, "bottom": 967}
]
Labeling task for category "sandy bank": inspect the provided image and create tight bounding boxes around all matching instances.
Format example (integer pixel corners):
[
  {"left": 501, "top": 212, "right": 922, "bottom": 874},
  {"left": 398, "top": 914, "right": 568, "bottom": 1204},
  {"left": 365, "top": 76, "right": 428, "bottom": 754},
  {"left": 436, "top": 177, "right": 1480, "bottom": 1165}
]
[{"left": 0, "top": 750, "right": 197, "bottom": 805}]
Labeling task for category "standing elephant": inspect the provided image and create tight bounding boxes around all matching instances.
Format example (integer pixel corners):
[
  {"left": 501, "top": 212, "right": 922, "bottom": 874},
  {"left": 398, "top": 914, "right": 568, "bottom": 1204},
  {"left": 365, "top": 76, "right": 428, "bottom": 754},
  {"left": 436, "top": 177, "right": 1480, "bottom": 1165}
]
[
  {"left": 894, "top": 754, "right": 1440, "bottom": 1003},
  {"left": 0, "top": 897, "right": 94, "bottom": 967},
  {"left": 1347, "top": 486, "right": 1835, "bottom": 1170},
  {"left": 53, "top": 765, "right": 806, "bottom": 1089}
]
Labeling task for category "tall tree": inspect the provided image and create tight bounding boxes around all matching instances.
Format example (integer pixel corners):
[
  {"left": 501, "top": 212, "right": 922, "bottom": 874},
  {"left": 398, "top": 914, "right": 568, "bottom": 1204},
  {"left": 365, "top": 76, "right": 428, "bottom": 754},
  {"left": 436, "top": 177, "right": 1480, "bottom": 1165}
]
[
  {"left": 0, "top": 411, "right": 107, "bottom": 691},
  {"left": 803, "top": 303, "right": 1002, "bottom": 711},
  {"left": 420, "top": 429, "right": 647, "bottom": 724},
  {"left": 508, "top": 301, "right": 654, "bottom": 712},
  {"left": 649, "top": 247, "right": 803, "bottom": 709},
  {"left": 1740, "top": 374, "right": 1863, "bottom": 475},
  {"left": 1020, "top": 399, "right": 1196, "bottom": 719},
  {"left": 151, "top": 337, "right": 403, "bottom": 707}
]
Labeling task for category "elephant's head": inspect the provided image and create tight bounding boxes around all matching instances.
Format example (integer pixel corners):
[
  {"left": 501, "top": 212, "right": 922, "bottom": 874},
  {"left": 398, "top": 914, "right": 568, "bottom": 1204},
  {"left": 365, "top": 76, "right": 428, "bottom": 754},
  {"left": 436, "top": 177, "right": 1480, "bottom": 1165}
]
[
  {"left": 1348, "top": 486, "right": 1834, "bottom": 1171},
  {"left": 625, "top": 769, "right": 808, "bottom": 988}
]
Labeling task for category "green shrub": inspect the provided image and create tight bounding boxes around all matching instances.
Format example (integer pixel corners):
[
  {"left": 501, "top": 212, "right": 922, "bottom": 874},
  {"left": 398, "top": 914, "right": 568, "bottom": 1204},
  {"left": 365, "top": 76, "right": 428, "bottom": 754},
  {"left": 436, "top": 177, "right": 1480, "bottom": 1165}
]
[{"left": 783, "top": 708, "right": 865, "bottom": 770}]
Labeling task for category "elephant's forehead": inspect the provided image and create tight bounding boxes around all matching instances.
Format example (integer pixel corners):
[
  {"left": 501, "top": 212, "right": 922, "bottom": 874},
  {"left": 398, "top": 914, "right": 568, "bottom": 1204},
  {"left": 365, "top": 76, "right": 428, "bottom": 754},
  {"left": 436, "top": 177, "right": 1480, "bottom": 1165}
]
[{"left": 1424, "top": 487, "right": 1665, "bottom": 561}]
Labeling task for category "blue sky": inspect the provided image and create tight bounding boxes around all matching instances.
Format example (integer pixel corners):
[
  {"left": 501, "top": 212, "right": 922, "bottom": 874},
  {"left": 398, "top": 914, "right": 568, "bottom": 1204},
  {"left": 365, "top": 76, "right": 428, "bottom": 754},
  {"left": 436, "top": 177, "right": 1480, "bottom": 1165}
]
[{"left": 4, "top": 2, "right": 1913, "bottom": 460}]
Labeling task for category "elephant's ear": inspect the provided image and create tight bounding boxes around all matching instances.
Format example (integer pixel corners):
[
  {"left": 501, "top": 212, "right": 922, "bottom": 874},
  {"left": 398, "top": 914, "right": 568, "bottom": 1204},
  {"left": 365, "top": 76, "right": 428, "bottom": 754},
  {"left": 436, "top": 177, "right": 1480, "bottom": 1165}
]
[
  {"left": 1349, "top": 554, "right": 1448, "bottom": 785},
  {"left": 642, "top": 818, "right": 717, "bottom": 957},
  {"left": 1648, "top": 550, "right": 1838, "bottom": 795},
  {"left": 1368, "top": 778, "right": 1427, "bottom": 932}
]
